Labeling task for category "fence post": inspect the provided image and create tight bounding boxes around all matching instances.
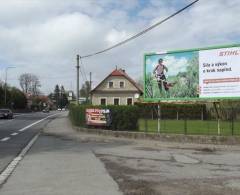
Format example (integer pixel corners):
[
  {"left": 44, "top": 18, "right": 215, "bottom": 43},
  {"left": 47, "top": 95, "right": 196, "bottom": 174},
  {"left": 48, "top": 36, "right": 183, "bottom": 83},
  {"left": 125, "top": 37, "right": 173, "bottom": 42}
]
[
  {"left": 184, "top": 112, "right": 187, "bottom": 135},
  {"left": 207, "top": 119, "right": 210, "bottom": 135},
  {"left": 157, "top": 104, "right": 161, "bottom": 133},
  {"left": 144, "top": 117, "right": 148, "bottom": 133},
  {"left": 231, "top": 107, "right": 234, "bottom": 136}
]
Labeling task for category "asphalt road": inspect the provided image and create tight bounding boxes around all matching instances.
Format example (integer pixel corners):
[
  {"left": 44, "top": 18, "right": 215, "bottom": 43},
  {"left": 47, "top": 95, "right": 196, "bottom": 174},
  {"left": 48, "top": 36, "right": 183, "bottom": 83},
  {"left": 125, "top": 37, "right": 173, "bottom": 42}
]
[
  {"left": 0, "top": 111, "right": 62, "bottom": 174},
  {"left": 2, "top": 113, "right": 240, "bottom": 194},
  {"left": 0, "top": 114, "right": 123, "bottom": 195}
]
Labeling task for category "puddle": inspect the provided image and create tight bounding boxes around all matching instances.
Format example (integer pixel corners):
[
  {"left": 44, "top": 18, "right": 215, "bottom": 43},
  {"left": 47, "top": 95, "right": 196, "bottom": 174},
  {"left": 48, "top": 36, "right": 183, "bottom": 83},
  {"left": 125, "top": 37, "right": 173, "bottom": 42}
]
[{"left": 173, "top": 154, "right": 199, "bottom": 164}]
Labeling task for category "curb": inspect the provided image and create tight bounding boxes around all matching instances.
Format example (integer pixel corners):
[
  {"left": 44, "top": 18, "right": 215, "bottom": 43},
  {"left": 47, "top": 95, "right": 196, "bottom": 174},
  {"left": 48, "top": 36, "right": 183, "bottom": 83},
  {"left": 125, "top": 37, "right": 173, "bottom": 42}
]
[
  {"left": 73, "top": 126, "right": 240, "bottom": 145},
  {"left": 0, "top": 133, "right": 40, "bottom": 186}
]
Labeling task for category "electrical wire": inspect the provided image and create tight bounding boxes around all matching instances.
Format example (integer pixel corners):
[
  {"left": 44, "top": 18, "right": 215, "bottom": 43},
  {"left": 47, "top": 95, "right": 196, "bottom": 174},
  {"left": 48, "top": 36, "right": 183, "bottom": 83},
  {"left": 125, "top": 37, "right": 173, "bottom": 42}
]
[
  {"left": 79, "top": 57, "right": 88, "bottom": 83},
  {"left": 79, "top": 68, "right": 86, "bottom": 83},
  {"left": 7, "top": 75, "right": 76, "bottom": 81},
  {"left": 80, "top": 0, "right": 200, "bottom": 59}
]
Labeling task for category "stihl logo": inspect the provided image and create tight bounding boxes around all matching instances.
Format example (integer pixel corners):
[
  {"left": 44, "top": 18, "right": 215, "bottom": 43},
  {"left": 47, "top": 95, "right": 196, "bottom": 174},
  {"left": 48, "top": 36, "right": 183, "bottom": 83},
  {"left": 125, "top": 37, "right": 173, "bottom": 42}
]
[{"left": 219, "top": 50, "right": 240, "bottom": 56}]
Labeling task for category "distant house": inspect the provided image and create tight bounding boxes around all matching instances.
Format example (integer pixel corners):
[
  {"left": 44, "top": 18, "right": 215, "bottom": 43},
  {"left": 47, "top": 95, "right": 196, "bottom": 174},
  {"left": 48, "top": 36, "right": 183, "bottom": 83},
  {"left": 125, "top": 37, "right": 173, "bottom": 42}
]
[{"left": 91, "top": 68, "right": 143, "bottom": 105}]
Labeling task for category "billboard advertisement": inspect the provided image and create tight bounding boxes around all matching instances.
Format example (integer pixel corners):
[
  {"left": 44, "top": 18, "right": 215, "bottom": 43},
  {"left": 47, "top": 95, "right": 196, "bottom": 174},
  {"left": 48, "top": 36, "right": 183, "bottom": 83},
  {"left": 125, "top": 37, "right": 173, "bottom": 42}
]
[
  {"left": 144, "top": 44, "right": 240, "bottom": 101},
  {"left": 86, "top": 108, "right": 111, "bottom": 126}
]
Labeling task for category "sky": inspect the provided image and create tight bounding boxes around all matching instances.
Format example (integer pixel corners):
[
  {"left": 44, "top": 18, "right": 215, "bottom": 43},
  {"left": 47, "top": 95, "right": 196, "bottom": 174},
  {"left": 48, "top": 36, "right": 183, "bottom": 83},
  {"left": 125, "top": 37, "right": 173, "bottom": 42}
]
[{"left": 0, "top": 0, "right": 239, "bottom": 95}]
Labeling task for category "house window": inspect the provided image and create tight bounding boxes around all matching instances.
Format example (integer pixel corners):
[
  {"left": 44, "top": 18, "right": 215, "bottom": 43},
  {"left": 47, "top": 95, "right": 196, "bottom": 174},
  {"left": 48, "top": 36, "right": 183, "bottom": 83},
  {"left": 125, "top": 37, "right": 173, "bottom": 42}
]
[
  {"left": 114, "top": 98, "right": 120, "bottom": 105},
  {"left": 127, "top": 98, "right": 133, "bottom": 105},
  {"left": 120, "top": 81, "right": 124, "bottom": 88},
  {"left": 100, "top": 98, "right": 106, "bottom": 105},
  {"left": 108, "top": 81, "right": 113, "bottom": 88}
]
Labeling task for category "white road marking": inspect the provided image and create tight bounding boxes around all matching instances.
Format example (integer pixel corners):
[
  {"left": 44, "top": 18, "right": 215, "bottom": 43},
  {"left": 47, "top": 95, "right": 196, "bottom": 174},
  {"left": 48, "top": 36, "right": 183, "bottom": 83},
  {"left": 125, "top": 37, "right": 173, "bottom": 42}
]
[
  {"left": 11, "top": 132, "right": 18, "bottom": 136},
  {"left": 0, "top": 133, "right": 40, "bottom": 185},
  {"left": 1, "top": 137, "right": 10, "bottom": 142},
  {"left": 18, "top": 113, "right": 60, "bottom": 132},
  {"left": 0, "top": 112, "right": 62, "bottom": 185}
]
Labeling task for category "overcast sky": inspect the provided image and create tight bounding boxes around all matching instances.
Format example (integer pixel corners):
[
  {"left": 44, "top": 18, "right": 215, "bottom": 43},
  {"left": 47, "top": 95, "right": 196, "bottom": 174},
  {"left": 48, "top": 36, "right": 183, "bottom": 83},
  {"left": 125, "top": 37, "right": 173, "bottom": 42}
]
[{"left": 0, "top": 0, "right": 239, "bottom": 94}]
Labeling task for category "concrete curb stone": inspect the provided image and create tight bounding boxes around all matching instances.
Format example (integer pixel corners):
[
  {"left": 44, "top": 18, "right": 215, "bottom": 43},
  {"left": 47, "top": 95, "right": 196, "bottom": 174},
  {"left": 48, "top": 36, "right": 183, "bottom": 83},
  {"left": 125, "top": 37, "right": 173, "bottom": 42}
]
[{"left": 73, "top": 126, "right": 240, "bottom": 145}]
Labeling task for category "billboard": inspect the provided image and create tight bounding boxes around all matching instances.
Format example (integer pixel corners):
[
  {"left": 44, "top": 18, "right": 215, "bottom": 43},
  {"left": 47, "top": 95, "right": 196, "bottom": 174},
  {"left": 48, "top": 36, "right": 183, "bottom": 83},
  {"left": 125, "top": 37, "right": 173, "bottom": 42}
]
[
  {"left": 144, "top": 44, "right": 240, "bottom": 101},
  {"left": 86, "top": 108, "right": 111, "bottom": 126}
]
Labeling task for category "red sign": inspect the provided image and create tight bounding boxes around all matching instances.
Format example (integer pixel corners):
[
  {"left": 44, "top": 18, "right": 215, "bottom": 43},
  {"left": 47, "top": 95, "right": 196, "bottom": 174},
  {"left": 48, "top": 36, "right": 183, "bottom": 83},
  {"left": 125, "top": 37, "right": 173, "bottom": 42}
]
[{"left": 86, "top": 109, "right": 111, "bottom": 126}]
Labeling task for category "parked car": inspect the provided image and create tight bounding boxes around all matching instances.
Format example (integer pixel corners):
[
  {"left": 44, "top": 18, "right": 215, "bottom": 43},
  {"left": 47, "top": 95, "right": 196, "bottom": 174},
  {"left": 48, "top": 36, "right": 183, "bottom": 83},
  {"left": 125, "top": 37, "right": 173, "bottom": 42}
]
[
  {"left": 42, "top": 108, "right": 50, "bottom": 113},
  {"left": 0, "top": 109, "right": 13, "bottom": 119}
]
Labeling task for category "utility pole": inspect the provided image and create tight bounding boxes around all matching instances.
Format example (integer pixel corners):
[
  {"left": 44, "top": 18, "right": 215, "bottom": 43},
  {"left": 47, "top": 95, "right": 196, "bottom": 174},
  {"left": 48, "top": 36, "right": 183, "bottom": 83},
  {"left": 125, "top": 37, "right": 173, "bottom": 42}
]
[
  {"left": 60, "top": 85, "right": 62, "bottom": 109},
  {"left": 5, "top": 67, "right": 16, "bottom": 106},
  {"left": 4, "top": 69, "right": 8, "bottom": 106},
  {"left": 76, "top": 55, "right": 80, "bottom": 105},
  {"left": 89, "top": 72, "right": 92, "bottom": 104}
]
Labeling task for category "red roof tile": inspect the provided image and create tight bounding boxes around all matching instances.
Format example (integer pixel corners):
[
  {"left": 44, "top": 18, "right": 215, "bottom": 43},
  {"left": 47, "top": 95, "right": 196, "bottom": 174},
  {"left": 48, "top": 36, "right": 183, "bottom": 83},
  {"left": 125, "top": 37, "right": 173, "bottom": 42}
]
[
  {"left": 91, "top": 68, "right": 143, "bottom": 93},
  {"left": 110, "top": 69, "right": 126, "bottom": 76}
]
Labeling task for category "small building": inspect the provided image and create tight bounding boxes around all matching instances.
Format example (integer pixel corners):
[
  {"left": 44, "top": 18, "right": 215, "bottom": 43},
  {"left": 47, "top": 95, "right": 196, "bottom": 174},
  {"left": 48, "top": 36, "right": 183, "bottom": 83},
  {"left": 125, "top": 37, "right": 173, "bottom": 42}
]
[{"left": 91, "top": 68, "right": 143, "bottom": 105}]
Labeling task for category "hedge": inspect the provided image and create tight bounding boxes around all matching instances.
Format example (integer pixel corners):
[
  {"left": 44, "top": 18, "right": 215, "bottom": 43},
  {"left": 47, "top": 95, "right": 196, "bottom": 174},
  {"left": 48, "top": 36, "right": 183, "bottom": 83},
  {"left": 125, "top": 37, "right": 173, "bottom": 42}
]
[
  {"left": 137, "top": 104, "right": 207, "bottom": 120},
  {"left": 69, "top": 104, "right": 210, "bottom": 131},
  {"left": 69, "top": 104, "right": 140, "bottom": 131}
]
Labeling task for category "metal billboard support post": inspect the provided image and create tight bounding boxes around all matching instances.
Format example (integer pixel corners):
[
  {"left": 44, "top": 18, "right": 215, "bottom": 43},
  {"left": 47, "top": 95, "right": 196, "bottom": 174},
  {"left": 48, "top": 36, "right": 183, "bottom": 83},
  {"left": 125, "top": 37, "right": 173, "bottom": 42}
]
[
  {"left": 217, "top": 119, "right": 220, "bottom": 135},
  {"left": 157, "top": 104, "right": 161, "bottom": 133},
  {"left": 213, "top": 102, "right": 220, "bottom": 135},
  {"left": 231, "top": 107, "right": 234, "bottom": 136}
]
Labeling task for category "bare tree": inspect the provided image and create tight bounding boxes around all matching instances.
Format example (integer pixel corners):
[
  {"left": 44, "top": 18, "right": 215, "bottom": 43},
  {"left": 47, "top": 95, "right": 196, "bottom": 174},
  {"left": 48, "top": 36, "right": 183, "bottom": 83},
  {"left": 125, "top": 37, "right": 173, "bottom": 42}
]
[
  {"left": 30, "top": 74, "right": 41, "bottom": 95},
  {"left": 19, "top": 73, "right": 32, "bottom": 93},
  {"left": 19, "top": 73, "right": 41, "bottom": 95}
]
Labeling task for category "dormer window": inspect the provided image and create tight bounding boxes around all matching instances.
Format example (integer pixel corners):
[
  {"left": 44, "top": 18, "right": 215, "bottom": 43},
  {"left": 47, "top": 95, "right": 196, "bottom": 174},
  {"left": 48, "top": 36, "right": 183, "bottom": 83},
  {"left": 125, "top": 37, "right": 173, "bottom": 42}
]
[
  {"left": 120, "top": 81, "right": 124, "bottom": 88},
  {"left": 108, "top": 81, "right": 113, "bottom": 88}
]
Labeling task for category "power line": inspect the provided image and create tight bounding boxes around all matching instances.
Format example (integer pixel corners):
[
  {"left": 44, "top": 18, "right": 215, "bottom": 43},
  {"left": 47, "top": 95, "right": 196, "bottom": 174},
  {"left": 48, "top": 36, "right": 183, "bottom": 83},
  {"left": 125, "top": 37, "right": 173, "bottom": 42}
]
[
  {"left": 79, "top": 68, "right": 86, "bottom": 83},
  {"left": 80, "top": 0, "right": 200, "bottom": 59},
  {"left": 79, "top": 57, "right": 88, "bottom": 83},
  {"left": 7, "top": 75, "right": 76, "bottom": 81}
]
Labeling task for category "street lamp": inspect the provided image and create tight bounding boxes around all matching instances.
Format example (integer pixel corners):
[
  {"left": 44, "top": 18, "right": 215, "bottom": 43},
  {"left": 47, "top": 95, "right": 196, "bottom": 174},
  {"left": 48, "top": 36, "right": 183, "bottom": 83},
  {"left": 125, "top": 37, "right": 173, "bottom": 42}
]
[{"left": 5, "top": 66, "right": 16, "bottom": 106}]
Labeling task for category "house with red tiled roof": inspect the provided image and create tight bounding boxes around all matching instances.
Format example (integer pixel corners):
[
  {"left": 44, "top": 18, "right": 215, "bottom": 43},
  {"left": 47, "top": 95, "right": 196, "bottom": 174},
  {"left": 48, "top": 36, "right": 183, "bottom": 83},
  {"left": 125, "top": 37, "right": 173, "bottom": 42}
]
[{"left": 91, "top": 68, "right": 143, "bottom": 105}]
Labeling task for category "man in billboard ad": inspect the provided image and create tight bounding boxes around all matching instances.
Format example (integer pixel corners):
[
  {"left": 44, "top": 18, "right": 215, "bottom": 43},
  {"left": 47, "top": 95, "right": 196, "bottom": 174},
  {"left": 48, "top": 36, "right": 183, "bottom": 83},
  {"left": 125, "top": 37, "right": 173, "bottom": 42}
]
[
  {"left": 145, "top": 51, "right": 199, "bottom": 100},
  {"left": 153, "top": 58, "right": 169, "bottom": 92}
]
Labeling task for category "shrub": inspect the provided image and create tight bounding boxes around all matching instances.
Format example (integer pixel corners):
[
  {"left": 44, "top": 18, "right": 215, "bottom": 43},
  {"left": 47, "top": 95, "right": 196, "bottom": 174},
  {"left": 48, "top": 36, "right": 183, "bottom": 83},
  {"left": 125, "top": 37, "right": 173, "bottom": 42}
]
[{"left": 137, "top": 104, "right": 207, "bottom": 120}]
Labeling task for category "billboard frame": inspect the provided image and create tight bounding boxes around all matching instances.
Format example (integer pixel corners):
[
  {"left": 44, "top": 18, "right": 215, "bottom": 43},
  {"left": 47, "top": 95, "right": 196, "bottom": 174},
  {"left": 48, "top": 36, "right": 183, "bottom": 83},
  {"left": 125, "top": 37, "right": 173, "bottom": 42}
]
[{"left": 144, "top": 43, "right": 240, "bottom": 102}]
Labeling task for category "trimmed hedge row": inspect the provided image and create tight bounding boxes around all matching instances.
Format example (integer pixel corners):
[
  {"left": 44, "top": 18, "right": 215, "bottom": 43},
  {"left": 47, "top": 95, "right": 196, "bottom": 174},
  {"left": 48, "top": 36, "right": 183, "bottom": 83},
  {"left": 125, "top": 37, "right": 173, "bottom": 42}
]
[
  {"left": 69, "top": 104, "right": 209, "bottom": 131},
  {"left": 137, "top": 104, "right": 207, "bottom": 119},
  {"left": 69, "top": 104, "right": 140, "bottom": 131}
]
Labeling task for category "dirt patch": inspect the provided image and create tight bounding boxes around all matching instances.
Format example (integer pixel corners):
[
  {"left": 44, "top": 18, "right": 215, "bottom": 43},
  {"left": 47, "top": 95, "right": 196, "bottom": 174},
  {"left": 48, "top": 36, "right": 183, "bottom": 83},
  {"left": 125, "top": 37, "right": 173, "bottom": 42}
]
[
  {"left": 96, "top": 154, "right": 158, "bottom": 195},
  {"left": 135, "top": 147, "right": 162, "bottom": 152},
  {"left": 152, "top": 178, "right": 240, "bottom": 195},
  {"left": 96, "top": 153, "right": 240, "bottom": 195},
  {"left": 196, "top": 147, "right": 217, "bottom": 153}
]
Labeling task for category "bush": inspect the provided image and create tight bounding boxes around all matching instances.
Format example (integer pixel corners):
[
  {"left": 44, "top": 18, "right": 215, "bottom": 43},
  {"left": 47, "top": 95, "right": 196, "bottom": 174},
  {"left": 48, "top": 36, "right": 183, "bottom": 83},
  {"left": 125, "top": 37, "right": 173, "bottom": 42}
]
[
  {"left": 69, "top": 104, "right": 140, "bottom": 131},
  {"left": 137, "top": 104, "right": 207, "bottom": 120},
  {"left": 0, "top": 85, "right": 27, "bottom": 109}
]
